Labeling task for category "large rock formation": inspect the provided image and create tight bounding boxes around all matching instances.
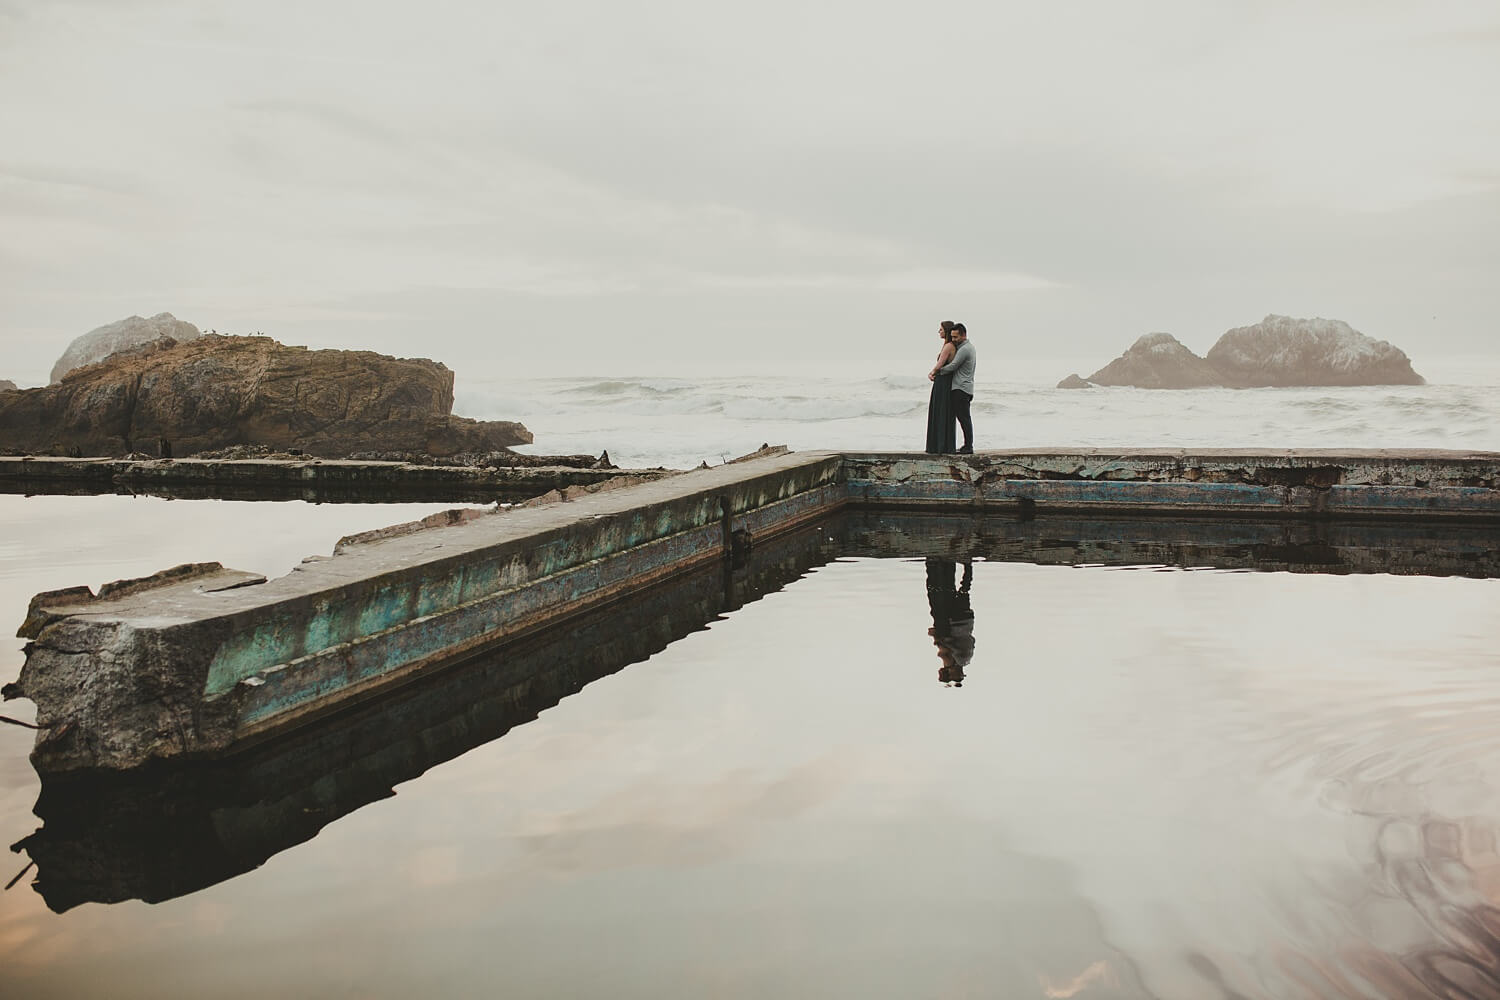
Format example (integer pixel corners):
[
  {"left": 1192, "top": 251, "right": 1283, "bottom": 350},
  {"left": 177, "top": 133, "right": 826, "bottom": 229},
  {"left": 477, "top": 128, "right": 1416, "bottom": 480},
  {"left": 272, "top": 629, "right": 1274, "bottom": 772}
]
[
  {"left": 1205, "top": 315, "right": 1424, "bottom": 387},
  {"left": 0, "top": 380, "right": 16, "bottom": 393},
  {"left": 1086, "top": 333, "right": 1224, "bottom": 389},
  {"left": 50, "top": 312, "right": 201, "bottom": 384},
  {"left": 0, "top": 334, "right": 531, "bottom": 458},
  {"left": 1066, "top": 316, "right": 1426, "bottom": 389}
]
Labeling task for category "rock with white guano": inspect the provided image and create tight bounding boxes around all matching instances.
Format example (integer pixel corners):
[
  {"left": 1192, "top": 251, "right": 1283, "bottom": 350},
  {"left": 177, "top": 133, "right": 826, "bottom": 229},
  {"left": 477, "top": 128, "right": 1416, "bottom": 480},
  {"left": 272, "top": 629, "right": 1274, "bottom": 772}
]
[
  {"left": 50, "top": 312, "right": 202, "bottom": 384},
  {"left": 1205, "top": 315, "right": 1424, "bottom": 387}
]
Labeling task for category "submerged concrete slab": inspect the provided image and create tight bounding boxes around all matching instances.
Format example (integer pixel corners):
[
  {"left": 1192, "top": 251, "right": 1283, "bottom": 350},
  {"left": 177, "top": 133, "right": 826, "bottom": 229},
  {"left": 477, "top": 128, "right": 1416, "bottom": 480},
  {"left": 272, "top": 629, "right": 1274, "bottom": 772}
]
[
  {"left": 0, "top": 455, "right": 670, "bottom": 503},
  {"left": 6, "top": 447, "right": 1498, "bottom": 773}
]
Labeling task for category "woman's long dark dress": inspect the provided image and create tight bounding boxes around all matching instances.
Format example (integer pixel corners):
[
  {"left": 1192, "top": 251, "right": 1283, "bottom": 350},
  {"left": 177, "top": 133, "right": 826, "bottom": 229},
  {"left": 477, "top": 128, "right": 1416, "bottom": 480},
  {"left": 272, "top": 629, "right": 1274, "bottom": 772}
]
[{"left": 925, "top": 371, "right": 956, "bottom": 454}]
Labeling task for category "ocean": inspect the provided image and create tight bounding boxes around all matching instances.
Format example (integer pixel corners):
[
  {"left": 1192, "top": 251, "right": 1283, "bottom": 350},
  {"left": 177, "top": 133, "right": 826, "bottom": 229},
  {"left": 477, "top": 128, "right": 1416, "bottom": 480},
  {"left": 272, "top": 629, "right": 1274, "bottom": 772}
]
[{"left": 454, "top": 356, "right": 1500, "bottom": 470}]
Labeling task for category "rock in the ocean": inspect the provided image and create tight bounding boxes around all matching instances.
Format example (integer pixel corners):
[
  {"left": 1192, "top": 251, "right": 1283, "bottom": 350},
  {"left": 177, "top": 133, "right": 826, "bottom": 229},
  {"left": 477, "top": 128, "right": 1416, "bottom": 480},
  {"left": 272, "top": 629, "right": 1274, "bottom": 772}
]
[
  {"left": 1056, "top": 373, "right": 1093, "bottom": 389},
  {"left": 1205, "top": 315, "right": 1424, "bottom": 387},
  {"left": 1086, "top": 333, "right": 1223, "bottom": 389},
  {"left": 1, "top": 334, "right": 532, "bottom": 458},
  {"left": 0, "top": 379, "right": 16, "bottom": 393},
  {"left": 51, "top": 312, "right": 202, "bottom": 384}
]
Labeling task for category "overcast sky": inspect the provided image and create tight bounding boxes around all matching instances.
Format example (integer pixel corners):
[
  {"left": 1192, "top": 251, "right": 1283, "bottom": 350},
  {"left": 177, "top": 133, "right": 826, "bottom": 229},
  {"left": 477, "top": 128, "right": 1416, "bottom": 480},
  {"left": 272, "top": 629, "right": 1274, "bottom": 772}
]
[{"left": 2, "top": 0, "right": 1496, "bottom": 383}]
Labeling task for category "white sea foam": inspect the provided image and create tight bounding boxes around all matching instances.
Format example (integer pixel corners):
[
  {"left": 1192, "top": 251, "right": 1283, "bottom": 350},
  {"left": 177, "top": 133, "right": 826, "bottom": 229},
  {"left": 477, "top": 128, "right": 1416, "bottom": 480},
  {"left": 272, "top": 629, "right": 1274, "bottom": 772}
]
[{"left": 455, "top": 357, "right": 1500, "bottom": 470}]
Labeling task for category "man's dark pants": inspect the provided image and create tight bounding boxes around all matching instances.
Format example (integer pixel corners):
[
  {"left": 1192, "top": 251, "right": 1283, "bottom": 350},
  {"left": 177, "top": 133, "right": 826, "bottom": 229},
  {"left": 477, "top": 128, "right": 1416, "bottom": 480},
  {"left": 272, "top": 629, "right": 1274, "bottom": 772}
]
[{"left": 950, "top": 388, "right": 973, "bottom": 452}]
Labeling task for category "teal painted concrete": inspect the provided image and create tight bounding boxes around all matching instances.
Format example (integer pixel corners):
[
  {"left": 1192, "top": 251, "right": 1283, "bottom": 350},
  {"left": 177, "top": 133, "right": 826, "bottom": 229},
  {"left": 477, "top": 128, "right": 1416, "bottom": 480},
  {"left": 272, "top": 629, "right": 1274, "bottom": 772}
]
[{"left": 11, "top": 448, "right": 1500, "bottom": 772}]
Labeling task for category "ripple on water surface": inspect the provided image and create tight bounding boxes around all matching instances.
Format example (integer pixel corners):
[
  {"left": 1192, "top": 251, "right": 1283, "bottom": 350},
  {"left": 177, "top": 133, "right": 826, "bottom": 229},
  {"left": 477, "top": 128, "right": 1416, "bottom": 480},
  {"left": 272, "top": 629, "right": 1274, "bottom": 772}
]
[{"left": 1, "top": 499, "right": 1499, "bottom": 998}]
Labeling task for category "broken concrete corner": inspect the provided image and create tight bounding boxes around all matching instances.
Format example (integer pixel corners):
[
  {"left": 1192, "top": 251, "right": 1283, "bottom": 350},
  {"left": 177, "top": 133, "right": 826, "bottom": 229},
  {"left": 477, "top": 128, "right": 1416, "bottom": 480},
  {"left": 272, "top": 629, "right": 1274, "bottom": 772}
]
[{"left": 7, "top": 448, "right": 1498, "bottom": 774}]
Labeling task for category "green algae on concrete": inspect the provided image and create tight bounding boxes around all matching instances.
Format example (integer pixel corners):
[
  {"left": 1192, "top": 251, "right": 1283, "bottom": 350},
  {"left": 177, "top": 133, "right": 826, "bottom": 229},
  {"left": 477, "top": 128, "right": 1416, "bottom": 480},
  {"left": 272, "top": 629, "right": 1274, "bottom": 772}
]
[
  {"left": 6, "top": 448, "right": 1499, "bottom": 774},
  {"left": 7, "top": 452, "right": 844, "bottom": 771}
]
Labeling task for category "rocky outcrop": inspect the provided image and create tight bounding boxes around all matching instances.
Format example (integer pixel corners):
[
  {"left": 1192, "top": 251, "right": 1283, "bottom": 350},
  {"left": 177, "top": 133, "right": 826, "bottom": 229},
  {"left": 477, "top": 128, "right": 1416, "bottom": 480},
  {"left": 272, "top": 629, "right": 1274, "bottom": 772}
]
[
  {"left": 1056, "top": 374, "right": 1093, "bottom": 389},
  {"left": 0, "top": 334, "right": 531, "bottom": 458},
  {"left": 1086, "top": 333, "right": 1224, "bottom": 389},
  {"left": 1205, "top": 315, "right": 1424, "bottom": 387},
  {"left": 1066, "top": 316, "right": 1425, "bottom": 389},
  {"left": 0, "top": 380, "right": 16, "bottom": 393},
  {"left": 50, "top": 312, "right": 201, "bottom": 384}
]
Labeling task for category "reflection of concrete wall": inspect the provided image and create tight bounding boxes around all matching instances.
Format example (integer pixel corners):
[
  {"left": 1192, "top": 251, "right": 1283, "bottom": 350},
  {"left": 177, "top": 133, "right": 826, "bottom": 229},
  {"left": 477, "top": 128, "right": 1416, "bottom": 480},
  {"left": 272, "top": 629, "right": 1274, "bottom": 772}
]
[
  {"left": 17, "top": 520, "right": 841, "bottom": 912},
  {"left": 841, "top": 511, "right": 1500, "bottom": 579}
]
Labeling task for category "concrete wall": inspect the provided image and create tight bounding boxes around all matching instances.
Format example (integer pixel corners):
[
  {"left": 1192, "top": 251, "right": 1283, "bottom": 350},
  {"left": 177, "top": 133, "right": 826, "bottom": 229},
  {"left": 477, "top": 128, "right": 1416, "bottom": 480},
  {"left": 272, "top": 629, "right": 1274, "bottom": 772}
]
[
  {"left": 845, "top": 449, "right": 1500, "bottom": 520},
  {"left": 6, "top": 452, "right": 843, "bottom": 771},
  {"left": 7, "top": 448, "right": 1498, "bottom": 773},
  {"left": 17, "top": 518, "right": 842, "bottom": 911},
  {"left": 0, "top": 455, "right": 669, "bottom": 503}
]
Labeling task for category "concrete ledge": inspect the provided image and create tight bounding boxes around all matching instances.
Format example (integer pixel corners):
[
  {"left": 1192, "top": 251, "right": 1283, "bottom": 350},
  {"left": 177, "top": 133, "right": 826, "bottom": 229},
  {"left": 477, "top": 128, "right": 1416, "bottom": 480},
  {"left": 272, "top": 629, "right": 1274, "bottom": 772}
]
[
  {"left": 6, "top": 451, "right": 842, "bottom": 771},
  {"left": 7, "top": 447, "right": 1498, "bottom": 773},
  {"left": 844, "top": 449, "right": 1500, "bottom": 520},
  {"left": 14, "top": 518, "right": 843, "bottom": 911},
  {"left": 0, "top": 455, "right": 671, "bottom": 503}
]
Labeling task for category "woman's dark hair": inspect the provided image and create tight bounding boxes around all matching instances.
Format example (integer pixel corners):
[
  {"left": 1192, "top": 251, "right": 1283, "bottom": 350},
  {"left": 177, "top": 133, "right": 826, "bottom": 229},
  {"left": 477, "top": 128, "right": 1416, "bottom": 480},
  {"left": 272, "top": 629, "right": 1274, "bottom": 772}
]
[{"left": 940, "top": 321, "right": 955, "bottom": 333}]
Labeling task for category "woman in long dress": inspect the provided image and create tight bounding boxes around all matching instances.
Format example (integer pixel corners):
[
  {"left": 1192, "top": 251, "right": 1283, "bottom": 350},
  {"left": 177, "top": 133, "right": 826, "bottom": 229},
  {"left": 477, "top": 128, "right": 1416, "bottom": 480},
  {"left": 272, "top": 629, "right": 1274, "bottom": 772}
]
[{"left": 925, "top": 321, "right": 957, "bottom": 454}]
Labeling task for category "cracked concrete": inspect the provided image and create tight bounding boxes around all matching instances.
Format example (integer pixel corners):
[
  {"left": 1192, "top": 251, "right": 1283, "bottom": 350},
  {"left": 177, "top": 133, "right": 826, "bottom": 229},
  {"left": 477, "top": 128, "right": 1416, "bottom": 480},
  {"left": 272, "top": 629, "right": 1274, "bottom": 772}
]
[{"left": 6, "top": 447, "right": 1498, "bottom": 773}]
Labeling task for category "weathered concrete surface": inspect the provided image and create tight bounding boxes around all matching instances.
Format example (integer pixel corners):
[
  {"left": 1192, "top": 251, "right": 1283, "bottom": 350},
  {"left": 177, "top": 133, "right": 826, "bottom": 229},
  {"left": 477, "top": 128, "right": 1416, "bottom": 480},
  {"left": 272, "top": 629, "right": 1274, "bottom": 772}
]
[
  {"left": 13, "top": 519, "right": 839, "bottom": 911},
  {"left": 15, "top": 506, "right": 1498, "bottom": 910},
  {"left": 7, "top": 447, "right": 1500, "bottom": 774},
  {"left": 5, "top": 451, "right": 844, "bottom": 772},
  {"left": 0, "top": 456, "right": 671, "bottom": 503},
  {"left": 844, "top": 449, "right": 1500, "bottom": 521},
  {"left": 11, "top": 448, "right": 1495, "bottom": 516}
]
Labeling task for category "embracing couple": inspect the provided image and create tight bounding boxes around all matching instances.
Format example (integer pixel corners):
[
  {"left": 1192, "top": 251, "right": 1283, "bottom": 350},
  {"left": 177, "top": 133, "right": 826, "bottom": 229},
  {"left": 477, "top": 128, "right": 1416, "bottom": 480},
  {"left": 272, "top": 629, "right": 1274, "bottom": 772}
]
[{"left": 925, "top": 321, "right": 977, "bottom": 455}]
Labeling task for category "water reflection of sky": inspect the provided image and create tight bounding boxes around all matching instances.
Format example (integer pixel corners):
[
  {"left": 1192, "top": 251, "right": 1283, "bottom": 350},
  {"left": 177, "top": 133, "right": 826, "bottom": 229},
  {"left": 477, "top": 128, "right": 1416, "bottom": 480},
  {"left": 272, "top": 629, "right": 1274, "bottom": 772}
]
[{"left": 2, "top": 497, "right": 1499, "bottom": 998}]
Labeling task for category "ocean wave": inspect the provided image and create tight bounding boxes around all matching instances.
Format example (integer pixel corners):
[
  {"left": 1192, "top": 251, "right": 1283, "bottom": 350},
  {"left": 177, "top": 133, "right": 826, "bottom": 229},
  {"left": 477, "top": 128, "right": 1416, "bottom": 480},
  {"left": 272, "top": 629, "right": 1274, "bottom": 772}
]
[
  {"left": 459, "top": 374, "right": 1500, "bottom": 467},
  {"left": 574, "top": 378, "right": 695, "bottom": 398},
  {"left": 1292, "top": 397, "right": 1362, "bottom": 415},
  {"left": 721, "top": 395, "right": 925, "bottom": 422}
]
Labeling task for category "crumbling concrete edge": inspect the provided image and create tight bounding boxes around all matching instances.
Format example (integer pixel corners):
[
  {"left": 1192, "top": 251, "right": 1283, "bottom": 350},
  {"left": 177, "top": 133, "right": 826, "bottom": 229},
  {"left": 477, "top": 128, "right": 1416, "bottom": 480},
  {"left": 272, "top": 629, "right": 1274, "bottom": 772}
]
[
  {"left": 842, "top": 450, "right": 1500, "bottom": 521},
  {"left": 8, "top": 447, "right": 1500, "bottom": 773},
  {"left": 6, "top": 452, "right": 844, "bottom": 770}
]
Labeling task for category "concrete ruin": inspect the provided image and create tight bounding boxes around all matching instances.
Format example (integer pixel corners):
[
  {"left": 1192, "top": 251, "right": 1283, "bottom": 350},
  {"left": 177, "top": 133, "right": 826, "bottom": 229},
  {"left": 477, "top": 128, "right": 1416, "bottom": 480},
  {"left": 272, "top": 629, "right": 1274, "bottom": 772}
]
[
  {"left": 0, "top": 455, "right": 670, "bottom": 504},
  {"left": 17, "top": 502, "right": 1500, "bottom": 911},
  {"left": 6, "top": 448, "right": 1499, "bottom": 774}
]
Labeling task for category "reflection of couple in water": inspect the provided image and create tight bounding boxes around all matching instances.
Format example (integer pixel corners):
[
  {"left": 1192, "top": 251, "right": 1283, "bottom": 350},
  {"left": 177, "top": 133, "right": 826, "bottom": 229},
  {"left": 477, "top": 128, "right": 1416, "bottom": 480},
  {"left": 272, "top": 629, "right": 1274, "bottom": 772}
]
[{"left": 926, "top": 557, "right": 975, "bottom": 687}]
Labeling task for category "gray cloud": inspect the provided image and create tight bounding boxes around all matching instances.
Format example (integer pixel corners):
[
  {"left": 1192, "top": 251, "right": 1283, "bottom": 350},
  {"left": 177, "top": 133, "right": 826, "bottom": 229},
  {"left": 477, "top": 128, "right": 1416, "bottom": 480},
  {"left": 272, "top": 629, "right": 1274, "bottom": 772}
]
[{"left": 0, "top": 0, "right": 1496, "bottom": 384}]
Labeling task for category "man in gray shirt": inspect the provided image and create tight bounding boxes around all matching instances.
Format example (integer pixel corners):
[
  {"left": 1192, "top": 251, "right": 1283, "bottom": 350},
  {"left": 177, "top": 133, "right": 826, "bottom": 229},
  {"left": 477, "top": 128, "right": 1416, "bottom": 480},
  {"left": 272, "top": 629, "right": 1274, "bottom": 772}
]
[{"left": 933, "top": 322, "right": 977, "bottom": 453}]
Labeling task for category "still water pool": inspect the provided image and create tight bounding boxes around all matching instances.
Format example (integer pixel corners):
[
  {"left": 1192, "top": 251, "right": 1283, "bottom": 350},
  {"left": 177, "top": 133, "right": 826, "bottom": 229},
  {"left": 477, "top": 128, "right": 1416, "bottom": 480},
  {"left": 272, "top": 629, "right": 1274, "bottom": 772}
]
[{"left": 2, "top": 496, "right": 1499, "bottom": 999}]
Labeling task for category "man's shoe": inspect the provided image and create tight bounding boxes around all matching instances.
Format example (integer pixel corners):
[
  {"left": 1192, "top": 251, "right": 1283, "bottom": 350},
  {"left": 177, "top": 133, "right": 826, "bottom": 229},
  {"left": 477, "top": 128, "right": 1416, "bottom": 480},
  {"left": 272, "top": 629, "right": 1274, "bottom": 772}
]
[{"left": 957, "top": 446, "right": 973, "bottom": 454}]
